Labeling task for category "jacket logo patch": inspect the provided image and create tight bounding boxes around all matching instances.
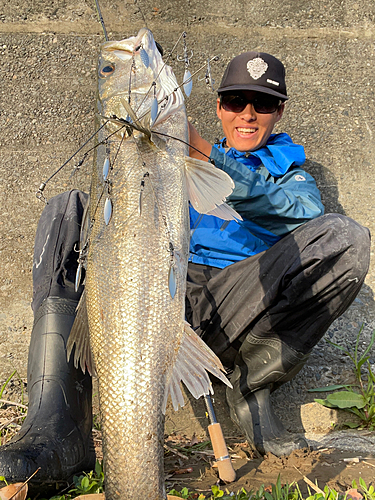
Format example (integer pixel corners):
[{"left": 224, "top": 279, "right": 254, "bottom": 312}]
[
  {"left": 295, "top": 175, "right": 306, "bottom": 181},
  {"left": 247, "top": 57, "right": 268, "bottom": 80}
]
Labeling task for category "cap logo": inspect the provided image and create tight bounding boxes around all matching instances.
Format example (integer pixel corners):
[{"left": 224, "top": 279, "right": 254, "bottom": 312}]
[
  {"left": 247, "top": 57, "right": 268, "bottom": 80},
  {"left": 267, "top": 79, "right": 279, "bottom": 86}
]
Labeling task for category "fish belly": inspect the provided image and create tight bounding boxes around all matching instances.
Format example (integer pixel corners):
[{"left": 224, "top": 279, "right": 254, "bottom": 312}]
[{"left": 86, "top": 130, "right": 188, "bottom": 499}]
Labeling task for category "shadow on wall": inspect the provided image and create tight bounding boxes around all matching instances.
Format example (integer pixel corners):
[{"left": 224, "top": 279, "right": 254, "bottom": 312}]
[
  {"left": 303, "top": 158, "right": 346, "bottom": 216},
  {"left": 169, "top": 156, "right": 374, "bottom": 474}
]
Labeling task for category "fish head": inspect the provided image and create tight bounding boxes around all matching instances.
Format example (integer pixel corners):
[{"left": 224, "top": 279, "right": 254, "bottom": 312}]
[{"left": 97, "top": 28, "right": 185, "bottom": 134}]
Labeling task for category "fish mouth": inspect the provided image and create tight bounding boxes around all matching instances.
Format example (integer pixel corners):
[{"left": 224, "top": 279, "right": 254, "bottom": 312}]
[{"left": 101, "top": 88, "right": 152, "bottom": 103}]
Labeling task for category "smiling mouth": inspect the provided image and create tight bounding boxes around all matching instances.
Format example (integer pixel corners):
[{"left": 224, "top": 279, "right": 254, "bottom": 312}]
[{"left": 236, "top": 127, "right": 256, "bottom": 134}]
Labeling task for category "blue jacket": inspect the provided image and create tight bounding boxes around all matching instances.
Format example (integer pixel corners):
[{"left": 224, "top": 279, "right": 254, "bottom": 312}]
[{"left": 189, "top": 133, "right": 324, "bottom": 269}]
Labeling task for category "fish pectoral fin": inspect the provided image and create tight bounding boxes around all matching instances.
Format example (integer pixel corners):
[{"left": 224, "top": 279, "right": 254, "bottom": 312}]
[
  {"left": 206, "top": 202, "right": 243, "bottom": 221},
  {"left": 184, "top": 156, "right": 242, "bottom": 221},
  {"left": 163, "top": 322, "right": 232, "bottom": 413},
  {"left": 67, "top": 291, "right": 96, "bottom": 377}
]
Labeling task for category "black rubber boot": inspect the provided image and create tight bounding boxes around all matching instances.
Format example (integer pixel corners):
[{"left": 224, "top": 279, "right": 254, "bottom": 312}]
[
  {"left": 0, "top": 297, "right": 95, "bottom": 492},
  {"left": 226, "top": 332, "right": 310, "bottom": 457}
]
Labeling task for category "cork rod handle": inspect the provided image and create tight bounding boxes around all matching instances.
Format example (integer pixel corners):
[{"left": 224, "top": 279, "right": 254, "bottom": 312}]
[{"left": 208, "top": 422, "right": 236, "bottom": 483}]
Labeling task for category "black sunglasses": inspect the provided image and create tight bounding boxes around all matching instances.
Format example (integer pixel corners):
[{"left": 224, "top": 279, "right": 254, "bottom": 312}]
[{"left": 220, "top": 93, "right": 281, "bottom": 114}]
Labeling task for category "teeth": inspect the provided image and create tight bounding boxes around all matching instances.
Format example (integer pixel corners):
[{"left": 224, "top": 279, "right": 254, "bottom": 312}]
[{"left": 237, "top": 128, "right": 256, "bottom": 133}]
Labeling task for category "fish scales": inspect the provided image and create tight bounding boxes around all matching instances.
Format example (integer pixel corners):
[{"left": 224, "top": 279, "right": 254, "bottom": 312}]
[
  {"left": 67, "top": 28, "right": 235, "bottom": 500},
  {"left": 87, "top": 32, "right": 189, "bottom": 499}
]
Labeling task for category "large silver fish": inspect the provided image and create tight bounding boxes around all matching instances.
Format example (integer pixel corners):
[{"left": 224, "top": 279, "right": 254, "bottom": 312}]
[{"left": 69, "top": 28, "right": 240, "bottom": 500}]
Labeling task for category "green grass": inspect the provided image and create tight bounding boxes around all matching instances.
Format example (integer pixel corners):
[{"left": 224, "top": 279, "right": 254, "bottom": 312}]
[
  {"left": 22, "top": 472, "right": 372, "bottom": 500},
  {"left": 310, "top": 326, "right": 375, "bottom": 430},
  {"left": 167, "top": 476, "right": 375, "bottom": 500},
  {"left": 0, "top": 369, "right": 27, "bottom": 445}
]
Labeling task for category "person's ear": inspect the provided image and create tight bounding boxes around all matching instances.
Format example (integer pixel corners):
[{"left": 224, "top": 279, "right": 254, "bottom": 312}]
[
  {"left": 275, "top": 102, "right": 285, "bottom": 123},
  {"left": 216, "top": 97, "right": 222, "bottom": 121}
]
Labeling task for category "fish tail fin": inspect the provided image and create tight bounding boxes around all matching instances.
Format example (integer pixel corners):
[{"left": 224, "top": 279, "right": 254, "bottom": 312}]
[
  {"left": 66, "top": 291, "right": 96, "bottom": 377},
  {"left": 163, "top": 322, "right": 232, "bottom": 413}
]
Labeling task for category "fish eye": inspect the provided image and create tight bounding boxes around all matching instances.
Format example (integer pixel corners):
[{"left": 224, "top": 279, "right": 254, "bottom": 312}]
[{"left": 99, "top": 63, "right": 115, "bottom": 78}]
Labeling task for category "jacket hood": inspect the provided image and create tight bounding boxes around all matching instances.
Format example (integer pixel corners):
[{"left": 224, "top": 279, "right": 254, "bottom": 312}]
[{"left": 215, "top": 133, "right": 305, "bottom": 177}]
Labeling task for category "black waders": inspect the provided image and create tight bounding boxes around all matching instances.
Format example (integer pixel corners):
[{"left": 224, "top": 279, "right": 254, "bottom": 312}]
[
  {"left": 0, "top": 297, "right": 95, "bottom": 491},
  {"left": 0, "top": 191, "right": 94, "bottom": 493},
  {"left": 226, "top": 333, "right": 310, "bottom": 456}
]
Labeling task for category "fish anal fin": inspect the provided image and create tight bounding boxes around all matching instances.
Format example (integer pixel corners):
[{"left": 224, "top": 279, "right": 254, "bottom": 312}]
[
  {"left": 67, "top": 291, "right": 96, "bottom": 377},
  {"left": 163, "top": 322, "right": 231, "bottom": 413}
]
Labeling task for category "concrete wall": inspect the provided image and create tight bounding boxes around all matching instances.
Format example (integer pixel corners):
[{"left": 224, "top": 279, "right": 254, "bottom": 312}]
[{"left": 0, "top": 1, "right": 374, "bottom": 394}]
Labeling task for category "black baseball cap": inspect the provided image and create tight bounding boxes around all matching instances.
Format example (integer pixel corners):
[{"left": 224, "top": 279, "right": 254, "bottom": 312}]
[{"left": 218, "top": 51, "right": 288, "bottom": 100}]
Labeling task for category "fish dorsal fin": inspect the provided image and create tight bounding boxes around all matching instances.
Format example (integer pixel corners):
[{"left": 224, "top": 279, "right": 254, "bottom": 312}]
[
  {"left": 67, "top": 291, "right": 96, "bottom": 377},
  {"left": 162, "top": 322, "right": 232, "bottom": 413},
  {"left": 184, "top": 156, "right": 242, "bottom": 221}
]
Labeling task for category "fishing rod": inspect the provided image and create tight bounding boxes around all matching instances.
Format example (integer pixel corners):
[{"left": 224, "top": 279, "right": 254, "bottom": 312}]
[{"left": 204, "top": 394, "right": 236, "bottom": 483}]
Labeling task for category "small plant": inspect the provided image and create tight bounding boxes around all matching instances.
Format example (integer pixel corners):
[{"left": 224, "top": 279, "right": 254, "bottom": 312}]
[
  {"left": 168, "top": 486, "right": 205, "bottom": 498},
  {"left": 351, "top": 478, "right": 375, "bottom": 500},
  {"left": 0, "top": 370, "right": 27, "bottom": 445},
  {"left": 311, "top": 326, "right": 375, "bottom": 430},
  {"left": 93, "top": 413, "right": 102, "bottom": 431},
  {"left": 68, "top": 459, "right": 104, "bottom": 497},
  {"left": 168, "top": 478, "right": 375, "bottom": 500},
  {"left": 0, "top": 370, "right": 17, "bottom": 400}
]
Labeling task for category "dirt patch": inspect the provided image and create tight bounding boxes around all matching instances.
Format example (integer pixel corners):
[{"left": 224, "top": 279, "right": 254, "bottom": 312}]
[
  {"left": 163, "top": 435, "right": 375, "bottom": 497},
  {"left": 1, "top": 384, "right": 375, "bottom": 498}
]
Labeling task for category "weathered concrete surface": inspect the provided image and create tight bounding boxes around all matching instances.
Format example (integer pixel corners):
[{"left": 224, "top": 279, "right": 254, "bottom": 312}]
[{"left": 0, "top": 0, "right": 374, "bottom": 444}]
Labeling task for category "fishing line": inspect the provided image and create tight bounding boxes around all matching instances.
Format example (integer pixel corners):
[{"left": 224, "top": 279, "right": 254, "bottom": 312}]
[
  {"left": 173, "top": 55, "right": 220, "bottom": 96},
  {"left": 101, "top": 114, "right": 212, "bottom": 161},
  {"left": 134, "top": 31, "right": 187, "bottom": 115},
  {"left": 79, "top": 129, "right": 127, "bottom": 230},
  {"left": 94, "top": 0, "right": 109, "bottom": 41},
  {"left": 75, "top": 130, "right": 127, "bottom": 273},
  {"left": 36, "top": 120, "right": 130, "bottom": 203},
  {"left": 134, "top": 54, "right": 219, "bottom": 128},
  {"left": 134, "top": 0, "right": 148, "bottom": 28},
  {"left": 130, "top": 133, "right": 176, "bottom": 260},
  {"left": 77, "top": 122, "right": 128, "bottom": 168},
  {"left": 151, "top": 130, "right": 212, "bottom": 161},
  {"left": 36, "top": 120, "right": 110, "bottom": 203}
]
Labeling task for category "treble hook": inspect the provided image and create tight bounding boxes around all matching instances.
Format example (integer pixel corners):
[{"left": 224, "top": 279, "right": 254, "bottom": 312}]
[{"left": 176, "top": 32, "right": 193, "bottom": 67}]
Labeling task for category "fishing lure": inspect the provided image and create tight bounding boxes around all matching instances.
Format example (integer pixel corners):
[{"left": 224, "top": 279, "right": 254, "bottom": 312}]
[{"left": 177, "top": 32, "right": 193, "bottom": 97}]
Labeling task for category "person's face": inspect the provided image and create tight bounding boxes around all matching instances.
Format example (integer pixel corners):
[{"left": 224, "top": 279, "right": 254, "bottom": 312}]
[{"left": 216, "top": 91, "right": 285, "bottom": 152}]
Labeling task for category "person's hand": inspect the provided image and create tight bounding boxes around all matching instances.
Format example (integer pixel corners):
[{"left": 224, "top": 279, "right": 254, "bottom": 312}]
[{"left": 188, "top": 122, "right": 212, "bottom": 162}]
